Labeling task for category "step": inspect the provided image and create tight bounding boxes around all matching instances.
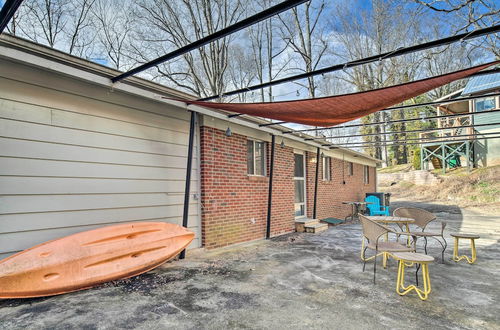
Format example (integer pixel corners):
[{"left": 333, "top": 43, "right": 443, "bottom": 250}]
[
  {"left": 295, "top": 218, "right": 319, "bottom": 233},
  {"left": 321, "top": 217, "right": 345, "bottom": 226},
  {"left": 304, "top": 223, "right": 328, "bottom": 233}
]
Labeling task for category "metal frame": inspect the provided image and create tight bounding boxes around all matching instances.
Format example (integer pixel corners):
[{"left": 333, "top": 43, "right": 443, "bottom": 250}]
[
  {"left": 206, "top": 25, "right": 500, "bottom": 103},
  {"left": 452, "top": 236, "right": 478, "bottom": 264},
  {"left": 111, "top": 0, "right": 307, "bottom": 83},
  {"left": 261, "top": 77, "right": 500, "bottom": 128},
  {"left": 180, "top": 111, "right": 196, "bottom": 259},
  {"left": 266, "top": 134, "right": 276, "bottom": 239},
  {"left": 316, "top": 121, "right": 500, "bottom": 141},
  {"left": 333, "top": 135, "right": 500, "bottom": 149},
  {"left": 285, "top": 103, "right": 500, "bottom": 134},
  {"left": 335, "top": 131, "right": 500, "bottom": 146},
  {"left": 0, "top": 0, "right": 24, "bottom": 34}
]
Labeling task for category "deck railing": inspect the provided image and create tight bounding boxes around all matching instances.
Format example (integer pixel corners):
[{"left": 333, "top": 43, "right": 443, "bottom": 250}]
[{"left": 420, "top": 114, "right": 474, "bottom": 141}]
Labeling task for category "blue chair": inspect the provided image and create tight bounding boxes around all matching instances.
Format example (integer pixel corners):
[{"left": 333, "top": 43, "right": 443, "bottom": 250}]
[{"left": 365, "top": 195, "right": 390, "bottom": 216}]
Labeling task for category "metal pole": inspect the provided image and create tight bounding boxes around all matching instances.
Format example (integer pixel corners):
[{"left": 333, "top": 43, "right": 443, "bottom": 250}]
[
  {"left": 313, "top": 147, "right": 321, "bottom": 219},
  {"left": 179, "top": 111, "right": 196, "bottom": 259},
  {"left": 333, "top": 135, "right": 500, "bottom": 149},
  {"left": 266, "top": 134, "right": 276, "bottom": 239},
  {"left": 0, "top": 0, "right": 25, "bottom": 33},
  {"left": 466, "top": 141, "right": 470, "bottom": 173},
  {"left": 204, "top": 25, "right": 500, "bottom": 101},
  {"left": 441, "top": 143, "right": 446, "bottom": 175},
  {"left": 286, "top": 101, "right": 500, "bottom": 133},
  {"left": 112, "top": 0, "right": 307, "bottom": 83},
  {"left": 319, "top": 121, "right": 500, "bottom": 140},
  {"left": 334, "top": 131, "right": 500, "bottom": 146},
  {"left": 420, "top": 148, "right": 424, "bottom": 170}
]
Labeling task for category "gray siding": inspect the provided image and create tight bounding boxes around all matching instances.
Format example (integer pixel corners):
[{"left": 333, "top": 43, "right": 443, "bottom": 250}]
[
  {"left": 0, "top": 60, "right": 201, "bottom": 259},
  {"left": 475, "top": 112, "right": 500, "bottom": 131}
]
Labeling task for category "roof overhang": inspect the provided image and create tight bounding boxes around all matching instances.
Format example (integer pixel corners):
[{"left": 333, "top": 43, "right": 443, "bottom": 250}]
[{"left": 0, "top": 34, "right": 380, "bottom": 164}]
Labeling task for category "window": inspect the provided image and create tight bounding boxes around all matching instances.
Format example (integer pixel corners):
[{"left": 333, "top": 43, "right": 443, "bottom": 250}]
[
  {"left": 294, "top": 153, "right": 306, "bottom": 217},
  {"left": 247, "top": 140, "right": 266, "bottom": 176},
  {"left": 474, "top": 97, "right": 496, "bottom": 112},
  {"left": 348, "top": 162, "right": 354, "bottom": 176},
  {"left": 322, "top": 156, "right": 331, "bottom": 181},
  {"left": 363, "top": 165, "right": 370, "bottom": 184}
]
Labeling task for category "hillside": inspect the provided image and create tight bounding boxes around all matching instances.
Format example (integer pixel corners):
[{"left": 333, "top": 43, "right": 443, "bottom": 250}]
[{"left": 378, "top": 165, "right": 500, "bottom": 212}]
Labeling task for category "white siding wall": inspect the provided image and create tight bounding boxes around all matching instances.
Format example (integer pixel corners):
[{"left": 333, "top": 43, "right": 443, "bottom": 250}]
[{"left": 0, "top": 59, "right": 201, "bottom": 259}]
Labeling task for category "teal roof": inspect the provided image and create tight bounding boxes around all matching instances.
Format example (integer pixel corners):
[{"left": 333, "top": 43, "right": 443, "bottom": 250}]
[{"left": 462, "top": 72, "right": 500, "bottom": 95}]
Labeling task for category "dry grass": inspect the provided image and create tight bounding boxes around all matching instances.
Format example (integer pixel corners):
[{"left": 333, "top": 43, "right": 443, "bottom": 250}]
[
  {"left": 377, "top": 163, "right": 413, "bottom": 174},
  {"left": 380, "top": 165, "right": 500, "bottom": 209}
]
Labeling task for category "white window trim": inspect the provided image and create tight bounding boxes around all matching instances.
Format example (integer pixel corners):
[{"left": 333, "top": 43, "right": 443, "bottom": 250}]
[
  {"left": 247, "top": 139, "right": 266, "bottom": 176},
  {"left": 294, "top": 151, "right": 307, "bottom": 219}
]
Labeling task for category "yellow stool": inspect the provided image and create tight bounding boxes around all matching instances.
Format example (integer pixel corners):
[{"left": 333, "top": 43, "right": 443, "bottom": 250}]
[
  {"left": 392, "top": 252, "right": 434, "bottom": 301},
  {"left": 451, "top": 233, "right": 480, "bottom": 264}
]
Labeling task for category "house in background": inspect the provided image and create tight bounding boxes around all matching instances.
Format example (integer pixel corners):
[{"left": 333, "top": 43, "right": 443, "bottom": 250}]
[
  {"left": 0, "top": 34, "right": 378, "bottom": 259},
  {"left": 421, "top": 72, "right": 500, "bottom": 172}
]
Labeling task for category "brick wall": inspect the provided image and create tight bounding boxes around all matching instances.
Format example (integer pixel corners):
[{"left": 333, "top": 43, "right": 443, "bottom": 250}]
[
  {"left": 200, "top": 126, "right": 377, "bottom": 249},
  {"left": 305, "top": 152, "right": 377, "bottom": 220},
  {"left": 200, "top": 126, "right": 295, "bottom": 249}
]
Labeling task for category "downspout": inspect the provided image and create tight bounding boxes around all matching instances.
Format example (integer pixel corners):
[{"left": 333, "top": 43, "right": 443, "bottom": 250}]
[
  {"left": 180, "top": 111, "right": 196, "bottom": 259},
  {"left": 313, "top": 147, "right": 320, "bottom": 219},
  {"left": 266, "top": 134, "right": 276, "bottom": 239}
]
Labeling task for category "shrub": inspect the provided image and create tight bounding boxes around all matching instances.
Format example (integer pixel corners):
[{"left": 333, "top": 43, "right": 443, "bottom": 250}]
[{"left": 412, "top": 149, "right": 421, "bottom": 170}]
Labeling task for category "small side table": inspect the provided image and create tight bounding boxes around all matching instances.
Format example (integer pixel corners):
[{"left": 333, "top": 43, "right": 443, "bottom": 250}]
[
  {"left": 450, "top": 233, "right": 480, "bottom": 264},
  {"left": 392, "top": 252, "right": 434, "bottom": 301},
  {"left": 342, "top": 201, "right": 370, "bottom": 222}
]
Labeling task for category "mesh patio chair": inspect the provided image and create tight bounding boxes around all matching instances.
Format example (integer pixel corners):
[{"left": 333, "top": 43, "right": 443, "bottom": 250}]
[
  {"left": 359, "top": 214, "right": 415, "bottom": 283},
  {"left": 393, "top": 207, "right": 447, "bottom": 263}
]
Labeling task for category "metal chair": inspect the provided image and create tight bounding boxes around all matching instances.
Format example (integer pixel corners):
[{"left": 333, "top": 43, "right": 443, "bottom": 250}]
[
  {"left": 393, "top": 207, "right": 447, "bottom": 263},
  {"left": 359, "top": 214, "right": 415, "bottom": 283}
]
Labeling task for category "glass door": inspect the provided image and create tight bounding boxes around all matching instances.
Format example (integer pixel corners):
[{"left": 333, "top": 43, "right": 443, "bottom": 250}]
[{"left": 294, "top": 153, "right": 306, "bottom": 218}]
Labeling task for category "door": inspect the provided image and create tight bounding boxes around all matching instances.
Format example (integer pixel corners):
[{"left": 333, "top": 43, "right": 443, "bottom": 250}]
[{"left": 294, "top": 152, "right": 306, "bottom": 218}]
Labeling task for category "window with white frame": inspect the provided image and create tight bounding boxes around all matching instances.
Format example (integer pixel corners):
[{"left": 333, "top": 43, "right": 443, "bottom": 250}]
[
  {"left": 322, "top": 156, "right": 331, "bottom": 181},
  {"left": 247, "top": 140, "right": 266, "bottom": 176},
  {"left": 348, "top": 162, "right": 354, "bottom": 176},
  {"left": 474, "top": 97, "right": 496, "bottom": 112},
  {"left": 363, "top": 165, "right": 370, "bottom": 184}
]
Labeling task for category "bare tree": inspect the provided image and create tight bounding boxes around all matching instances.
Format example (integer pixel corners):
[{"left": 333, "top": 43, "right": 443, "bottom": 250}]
[
  {"left": 91, "top": 0, "right": 134, "bottom": 70},
  {"left": 133, "top": 0, "right": 245, "bottom": 98},
  {"left": 5, "top": 2, "right": 30, "bottom": 35},
  {"left": 326, "top": 0, "right": 426, "bottom": 165},
  {"left": 20, "top": 0, "right": 70, "bottom": 47},
  {"left": 248, "top": 0, "right": 290, "bottom": 102},
  {"left": 278, "top": 0, "right": 328, "bottom": 98},
  {"left": 65, "top": 0, "right": 96, "bottom": 56},
  {"left": 7, "top": 0, "right": 96, "bottom": 58},
  {"left": 226, "top": 43, "right": 256, "bottom": 102},
  {"left": 413, "top": 0, "right": 499, "bottom": 58}
]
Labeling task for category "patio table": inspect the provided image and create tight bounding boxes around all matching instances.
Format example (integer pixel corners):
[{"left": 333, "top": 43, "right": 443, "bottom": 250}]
[
  {"left": 366, "top": 216, "right": 415, "bottom": 239},
  {"left": 342, "top": 201, "right": 371, "bottom": 222}
]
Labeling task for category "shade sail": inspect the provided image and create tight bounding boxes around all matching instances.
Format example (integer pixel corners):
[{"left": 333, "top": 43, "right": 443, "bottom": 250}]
[{"left": 178, "top": 61, "right": 498, "bottom": 127}]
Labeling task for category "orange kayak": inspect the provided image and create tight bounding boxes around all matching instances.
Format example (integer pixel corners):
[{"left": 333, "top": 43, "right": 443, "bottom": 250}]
[{"left": 0, "top": 222, "right": 194, "bottom": 298}]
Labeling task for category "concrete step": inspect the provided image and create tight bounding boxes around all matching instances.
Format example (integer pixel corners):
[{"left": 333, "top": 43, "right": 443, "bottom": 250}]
[
  {"left": 295, "top": 218, "right": 319, "bottom": 233},
  {"left": 304, "top": 223, "right": 328, "bottom": 233}
]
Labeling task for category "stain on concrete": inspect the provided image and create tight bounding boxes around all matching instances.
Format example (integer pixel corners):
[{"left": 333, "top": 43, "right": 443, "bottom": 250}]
[{"left": 1, "top": 200, "right": 499, "bottom": 330}]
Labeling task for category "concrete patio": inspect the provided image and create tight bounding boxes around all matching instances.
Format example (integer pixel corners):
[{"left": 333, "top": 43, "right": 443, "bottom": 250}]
[{"left": 1, "top": 200, "right": 499, "bottom": 329}]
